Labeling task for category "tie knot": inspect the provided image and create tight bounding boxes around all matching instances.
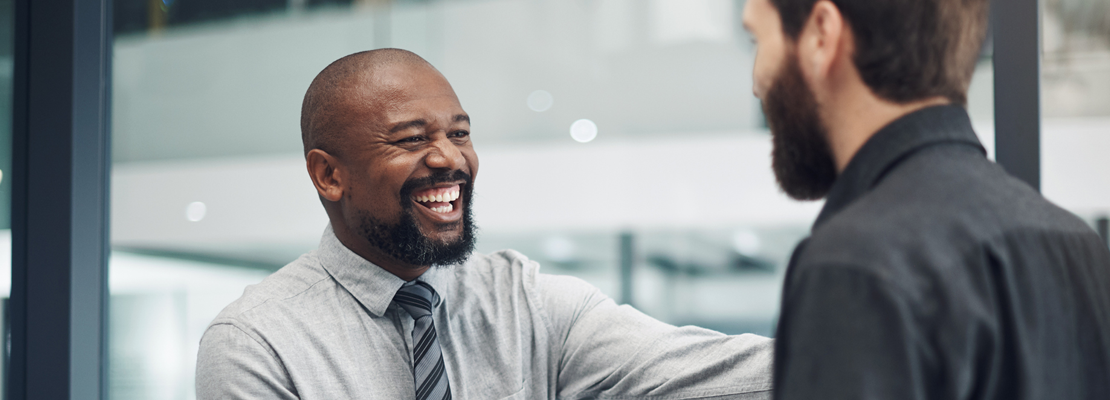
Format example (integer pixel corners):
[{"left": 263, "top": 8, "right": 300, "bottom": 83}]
[{"left": 393, "top": 281, "right": 439, "bottom": 319}]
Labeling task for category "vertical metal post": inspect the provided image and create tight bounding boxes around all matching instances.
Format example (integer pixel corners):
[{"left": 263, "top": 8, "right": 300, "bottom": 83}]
[
  {"left": 992, "top": 0, "right": 1041, "bottom": 191},
  {"left": 619, "top": 231, "right": 634, "bottom": 306},
  {"left": 9, "top": 0, "right": 112, "bottom": 398},
  {"left": 2, "top": 299, "right": 7, "bottom": 399}
]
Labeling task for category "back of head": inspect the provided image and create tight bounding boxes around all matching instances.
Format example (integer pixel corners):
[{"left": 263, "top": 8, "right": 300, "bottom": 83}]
[
  {"left": 300, "top": 48, "right": 436, "bottom": 156},
  {"left": 771, "top": 0, "right": 990, "bottom": 105}
]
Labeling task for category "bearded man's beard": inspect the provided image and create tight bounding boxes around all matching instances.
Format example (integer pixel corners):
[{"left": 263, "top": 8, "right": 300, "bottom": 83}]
[
  {"left": 356, "top": 170, "right": 477, "bottom": 267},
  {"left": 763, "top": 51, "right": 838, "bottom": 200}
]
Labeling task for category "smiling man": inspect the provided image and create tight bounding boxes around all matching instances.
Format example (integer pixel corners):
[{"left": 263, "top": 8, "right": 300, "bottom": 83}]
[
  {"left": 195, "top": 49, "right": 774, "bottom": 400},
  {"left": 741, "top": 0, "right": 1110, "bottom": 399}
]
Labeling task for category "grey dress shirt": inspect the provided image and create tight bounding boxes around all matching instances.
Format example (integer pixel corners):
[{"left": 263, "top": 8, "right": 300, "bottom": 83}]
[{"left": 197, "top": 226, "right": 773, "bottom": 399}]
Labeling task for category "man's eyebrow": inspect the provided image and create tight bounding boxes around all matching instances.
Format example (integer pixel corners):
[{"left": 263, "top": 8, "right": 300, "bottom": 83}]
[
  {"left": 390, "top": 119, "right": 427, "bottom": 133},
  {"left": 389, "top": 115, "right": 468, "bottom": 133}
]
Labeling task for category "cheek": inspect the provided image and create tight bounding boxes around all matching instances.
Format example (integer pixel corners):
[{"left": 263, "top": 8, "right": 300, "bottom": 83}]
[
  {"left": 465, "top": 150, "right": 479, "bottom": 177},
  {"left": 357, "top": 165, "right": 406, "bottom": 205}
]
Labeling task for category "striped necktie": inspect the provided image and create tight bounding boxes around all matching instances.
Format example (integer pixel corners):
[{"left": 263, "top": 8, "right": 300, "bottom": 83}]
[{"left": 393, "top": 281, "right": 451, "bottom": 400}]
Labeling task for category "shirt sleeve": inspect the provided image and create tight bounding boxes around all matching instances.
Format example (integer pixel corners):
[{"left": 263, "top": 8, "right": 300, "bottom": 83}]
[
  {"left": 196, "top": 322, "right": 299, "bottom": 400},
  {"left": 774, "top": 265, "right": 927, "bottom": 400},
  {"left": 536, "top": 273, "right": 774, "bottom": 400}
]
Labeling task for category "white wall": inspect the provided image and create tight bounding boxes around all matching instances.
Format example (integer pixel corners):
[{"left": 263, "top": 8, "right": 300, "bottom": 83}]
[{"left": 110, "top": 131, "right": 824, "bottom": 262}]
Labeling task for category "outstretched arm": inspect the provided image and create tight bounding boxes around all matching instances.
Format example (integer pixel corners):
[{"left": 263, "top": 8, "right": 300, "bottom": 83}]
[{"left": 538, "top": 273, "right": 774, "bottom": 400}]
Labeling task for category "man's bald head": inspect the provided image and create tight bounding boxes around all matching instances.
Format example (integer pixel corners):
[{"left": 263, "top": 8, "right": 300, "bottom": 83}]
[{"left": 300, "top": 49, "right": 438, "bottom": 156}]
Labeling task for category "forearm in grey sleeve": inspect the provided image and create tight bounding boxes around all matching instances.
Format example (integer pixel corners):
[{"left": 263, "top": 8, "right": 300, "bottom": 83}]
[
  {"left": 538, "top": 274, "right": 774, "bottom": 400},
  {"left": 196, "top": 323, "right": 299, "bottom": 400}
]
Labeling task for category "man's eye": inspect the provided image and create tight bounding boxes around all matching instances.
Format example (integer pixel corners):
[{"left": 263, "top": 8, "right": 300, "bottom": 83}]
[
  {"left": 398, "top": 136, "right": 425, "bottom": 144},
  {"left": 449, "top": 130, "right": 470, "bottom": 138}
]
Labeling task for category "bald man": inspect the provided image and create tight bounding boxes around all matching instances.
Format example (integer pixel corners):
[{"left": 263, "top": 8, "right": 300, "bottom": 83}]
[{"left": 195, "top": 49, "right": 773, "bottom": 400}]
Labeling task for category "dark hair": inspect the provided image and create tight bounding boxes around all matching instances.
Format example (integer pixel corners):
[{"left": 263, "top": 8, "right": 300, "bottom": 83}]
[{"left": 770, "top": 0, "right": 990, "bottom": 105}]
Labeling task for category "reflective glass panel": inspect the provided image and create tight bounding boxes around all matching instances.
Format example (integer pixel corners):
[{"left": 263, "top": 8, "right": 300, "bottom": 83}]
[{"left": 1040, "top": 0, "right": 1110, "bottom": 235}]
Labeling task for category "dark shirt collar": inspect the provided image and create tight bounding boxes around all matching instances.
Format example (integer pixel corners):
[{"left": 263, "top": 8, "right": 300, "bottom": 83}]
[{"left": 813, "top": 105, "right": 986, "bottom": 229}]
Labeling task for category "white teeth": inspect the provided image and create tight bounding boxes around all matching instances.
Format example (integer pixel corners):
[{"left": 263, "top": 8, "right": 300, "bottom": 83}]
[
  {"left": 429, "top": 203, "right": 454, "bottom": 213},
  {"left": 413, "top": 189, "right": 461, "bottom": 204}
]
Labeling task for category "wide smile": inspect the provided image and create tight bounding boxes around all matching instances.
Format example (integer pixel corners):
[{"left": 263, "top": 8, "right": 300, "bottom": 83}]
[{"left": 409, "top": 183, "right": 464, "bottom": 222}]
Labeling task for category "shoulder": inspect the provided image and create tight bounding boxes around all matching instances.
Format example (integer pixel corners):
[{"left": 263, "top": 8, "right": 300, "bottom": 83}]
[
  {"left": 458, "top": 250, "right": 608, "bottom": 323},
  {"left": 462, "top": 249, "right": 602, "bottom": 296},
  {"left": 208, "top": 252, "right": 335, "bottom": 328},
  {"left": 810, "top": 151, "right": 1086, "bottom": 267},
  {"left": 866, "top": 146, "right": 1090, "bottom": 237},
  {"left": 453, "top": 249, "right": 539, "bottom": 288},
  {"left": 466, "top": 248, "right": 538, "bottom": 272},
  {"left": 797, "top": 149, "right": 1095, "bottom": 296}
]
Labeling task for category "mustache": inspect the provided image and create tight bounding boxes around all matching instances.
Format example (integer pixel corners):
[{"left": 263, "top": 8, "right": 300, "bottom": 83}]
[{"left": 399, "top": 170, "right": 473, "bottom": 199}]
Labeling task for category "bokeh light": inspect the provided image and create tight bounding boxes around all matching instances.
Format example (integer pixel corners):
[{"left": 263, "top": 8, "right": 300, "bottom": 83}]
[{"left": 569, "top": 119, "right": 598, "bottom": 143}]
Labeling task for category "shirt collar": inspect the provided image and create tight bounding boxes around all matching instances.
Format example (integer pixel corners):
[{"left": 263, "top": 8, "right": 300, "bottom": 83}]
[
  {"left": 316, "top": 225, "right": 455, "bottom": 317},
  {"left": 813, "top": 105, "right": 985, "bottom": 230},
  {"left": 416, "top": 264, "right": 453, "bottom": 309}
]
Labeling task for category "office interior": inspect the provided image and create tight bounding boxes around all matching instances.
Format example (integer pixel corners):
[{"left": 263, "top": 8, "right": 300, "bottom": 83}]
[{"left": 0, "top": 0, "right": 1108, "bottom": 398}]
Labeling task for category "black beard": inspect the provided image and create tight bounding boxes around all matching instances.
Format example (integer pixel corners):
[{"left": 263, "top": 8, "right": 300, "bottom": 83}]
[
  {"left": 763, "top": 51, "right": 838, "bottom": 200},
  {"left": 356, "top": 170, "right": 478, "bottom": 267}
]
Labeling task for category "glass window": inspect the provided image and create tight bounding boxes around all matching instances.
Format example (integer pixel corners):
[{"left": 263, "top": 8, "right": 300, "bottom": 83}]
[{"left": 1040, "top": 0, "right": 1110, "bottom": 235}]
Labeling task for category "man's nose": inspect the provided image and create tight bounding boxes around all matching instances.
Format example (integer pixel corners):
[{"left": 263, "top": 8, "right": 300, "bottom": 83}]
[{"left": 424, "top": 137, "right": 465, "bottom": 170}]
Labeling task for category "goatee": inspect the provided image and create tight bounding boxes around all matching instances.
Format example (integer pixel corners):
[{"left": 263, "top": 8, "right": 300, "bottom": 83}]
[
  {"left": 763, "top": 51, "right": 838, "bottom": 200},
  {"left": 357, "top": 170, "right": 478, "bottom": 267}
]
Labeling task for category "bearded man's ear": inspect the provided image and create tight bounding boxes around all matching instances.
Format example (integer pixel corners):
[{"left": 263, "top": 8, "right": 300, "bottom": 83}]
[{"left": 798, "top": 0, "right": 848, "bottom": 84}]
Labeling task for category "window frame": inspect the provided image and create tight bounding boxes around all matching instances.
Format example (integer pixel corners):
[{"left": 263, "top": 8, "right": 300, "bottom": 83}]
[{"left": 8, "top": 0, "right": 112, "bottom": 398}]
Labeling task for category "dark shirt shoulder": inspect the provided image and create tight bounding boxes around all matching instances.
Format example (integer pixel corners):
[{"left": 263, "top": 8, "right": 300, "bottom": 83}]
[
  {"left": 775, "top": 106, "right": 1110, "bottom": 400},
  {"left": 800, "top": 144, "right": 1093, "bottom": 287}
]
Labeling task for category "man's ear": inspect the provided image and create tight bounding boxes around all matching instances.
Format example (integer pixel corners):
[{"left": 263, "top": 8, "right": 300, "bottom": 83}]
[
  {"left": 306, "top": 149, "right": 345, "bottom": 202},
  {"left": 797, "top": 0, "right": 848, "bottom": 84}
]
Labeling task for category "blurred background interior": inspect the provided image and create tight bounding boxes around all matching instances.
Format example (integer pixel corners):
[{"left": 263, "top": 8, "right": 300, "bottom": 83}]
[{"left": 0, "top": 0, "right": 1108, "bottom": 398}]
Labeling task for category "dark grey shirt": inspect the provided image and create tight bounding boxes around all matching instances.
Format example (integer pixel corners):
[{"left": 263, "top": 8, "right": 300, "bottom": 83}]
[
  {"left": 197, "top": 226, "right": 774, "bottom": 399},
  {"left": 773, "top": 105, "right": 1110, "bottom": 400}
]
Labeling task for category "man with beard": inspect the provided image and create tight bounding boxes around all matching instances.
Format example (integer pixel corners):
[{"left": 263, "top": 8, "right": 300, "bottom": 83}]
[
  {"left": 195, "top": 49, "right": 774, "bottom": 399},
  {"left": 742, "top": 0, "right": 1110, "bottom": 399}
]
